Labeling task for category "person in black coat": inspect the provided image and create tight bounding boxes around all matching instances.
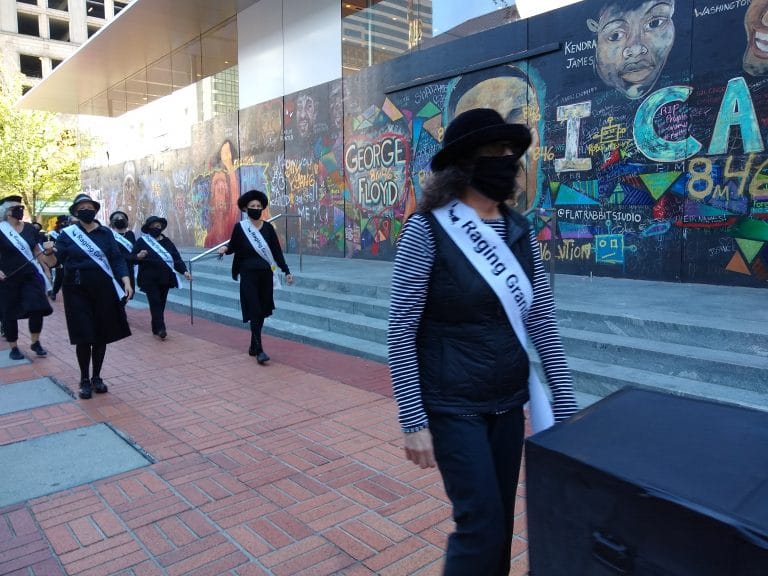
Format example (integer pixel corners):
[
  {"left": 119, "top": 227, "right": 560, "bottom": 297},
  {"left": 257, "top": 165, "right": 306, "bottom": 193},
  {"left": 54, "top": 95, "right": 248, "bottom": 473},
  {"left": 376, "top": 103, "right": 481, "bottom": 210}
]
[
  {"left": 132, "top": 216, "right": 191, "bottom": 340},
  {"left": 217, "top": 189, "right": 293, "bottom": 364},
  {"left": 108, "top": 210, "right": 137, "bottom": 294},
  {"left": 0, "top": 195, "right": 55, "bottom": 360},
  {"left": 52, "top": 194, "right": 133, "bottom": 399}
]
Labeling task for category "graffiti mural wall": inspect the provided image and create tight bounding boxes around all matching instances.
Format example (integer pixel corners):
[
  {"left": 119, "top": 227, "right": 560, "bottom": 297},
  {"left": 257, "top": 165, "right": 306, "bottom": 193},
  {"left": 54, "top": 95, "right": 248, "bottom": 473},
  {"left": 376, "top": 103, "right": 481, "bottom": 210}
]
[{"left": 82, "top": 0, "right": 768, "bottom": 286}]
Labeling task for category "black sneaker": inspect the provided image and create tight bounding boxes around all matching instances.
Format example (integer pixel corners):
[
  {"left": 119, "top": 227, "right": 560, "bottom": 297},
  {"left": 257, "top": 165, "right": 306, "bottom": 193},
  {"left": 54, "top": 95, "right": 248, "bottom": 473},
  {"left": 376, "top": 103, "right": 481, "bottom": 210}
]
[
  {"left": 9, "top": 347, "right": 24, "bottom": 361},
  {"left": 158, "top": 329, "right": 167, "bottom": 340},
  {"left": 78, "top": 379, "right": 92, "bottom": 399},
  {"left": 256, "top": 351, "right": 270, "bottom": 364},
  {"left": 30, "top": 341, "right": 48, "bottom": 357},
  {"left": 91, "top": 377, "right": 108, "bottom": 394},
  {"left": 48, "top": 290, "right": 56, "bottom": 301}
]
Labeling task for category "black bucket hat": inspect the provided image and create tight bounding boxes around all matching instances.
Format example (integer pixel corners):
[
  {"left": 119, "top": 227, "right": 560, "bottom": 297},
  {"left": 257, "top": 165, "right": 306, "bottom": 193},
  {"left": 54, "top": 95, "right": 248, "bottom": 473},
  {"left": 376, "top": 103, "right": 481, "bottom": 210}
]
[
  {"left": 141, "top": 215, "right": 168, "bottom": 234},
  {"left": 69, "top": 193, "right": 101, "bottom": 216},
  {"left": 430, "top": 108, "right": 532, "bottom": 172},
  {"left": 109, "top": 210, "right": 129, "bottom": 222},
  {"left": 237, "top": 189, "right": 269, "bottom": 212},
  {"left": 0, "top": 195, "right": 23, "bottom": 204}
]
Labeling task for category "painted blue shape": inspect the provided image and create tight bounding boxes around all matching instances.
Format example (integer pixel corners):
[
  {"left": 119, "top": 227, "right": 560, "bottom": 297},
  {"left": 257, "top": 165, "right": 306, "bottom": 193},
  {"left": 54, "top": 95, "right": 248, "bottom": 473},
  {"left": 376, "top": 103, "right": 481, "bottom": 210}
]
[
  {"left": 571, "top": 180, "right": 599, "bottom": 200},
  {"left": 595, "top": 234, "right": 625, "bottom": 264},
  {"left": 555, "top": 184, "right": 601, "bottom": 206},
  {"left": 621, "top": 183, "right": 656, "bottom": 206},
  {"left": 412, "top": 118, "right": 425, "bottom": 152},
  {"left": 709, "top": 77, "right": 764, "bottom": 155},
  {"left": 634, "top": 86, "right": 702, "bottom": 162},
  {"left": 559, "top": 222, "right": 594, "bottom": 239}
]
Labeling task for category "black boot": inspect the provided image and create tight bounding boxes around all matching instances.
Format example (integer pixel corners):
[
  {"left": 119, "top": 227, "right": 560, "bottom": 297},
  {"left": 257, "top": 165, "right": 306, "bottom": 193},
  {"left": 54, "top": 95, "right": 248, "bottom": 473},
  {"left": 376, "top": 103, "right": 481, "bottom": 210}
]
[
  {"left": 79, "top": 378, "right": 92, "bottom": 399},
  {"left": 257, "top": 350, "right": 270, "bottom": 364},
  {"left": 91, "top": 377, "right": 108, "bottom": 394}
]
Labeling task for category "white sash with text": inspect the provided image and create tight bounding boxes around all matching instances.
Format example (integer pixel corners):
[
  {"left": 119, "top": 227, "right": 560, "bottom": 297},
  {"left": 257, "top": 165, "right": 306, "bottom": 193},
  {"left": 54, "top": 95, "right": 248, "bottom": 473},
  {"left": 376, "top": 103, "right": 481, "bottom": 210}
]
[
  {"left": 0, "top": 221, "right": 52, "bottom": 291},
  {"left": 62, "top": 225, "right": 125, "bottom": 299},
  {"left": 141, "top": 234, "right": 184, "bottom": 288},
  {"left": 110, "top": 229, "right": 134, "bottom": 252},
  {"left": 240, "top": 219, "right": 281, "bottom": 290},
  {"left": 433, "top": 200, "right": 554, "bottom": 433}
]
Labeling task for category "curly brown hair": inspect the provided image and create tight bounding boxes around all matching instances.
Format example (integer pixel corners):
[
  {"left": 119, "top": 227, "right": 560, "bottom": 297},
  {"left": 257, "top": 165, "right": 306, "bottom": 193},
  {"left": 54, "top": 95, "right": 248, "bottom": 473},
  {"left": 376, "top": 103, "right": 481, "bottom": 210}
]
[{"left": 416, "top": 167, "right": 470, "bottom": 212}]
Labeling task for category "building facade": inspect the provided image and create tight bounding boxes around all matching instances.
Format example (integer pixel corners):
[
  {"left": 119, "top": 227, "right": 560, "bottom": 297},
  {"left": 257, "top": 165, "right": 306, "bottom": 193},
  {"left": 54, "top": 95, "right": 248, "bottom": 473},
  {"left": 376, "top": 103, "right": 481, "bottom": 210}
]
[
  {"left": 22, "top": 0, "right": 768, "bottom": 287},
  {"left": 0, "top": 0, "right": 131, "bottom": 93}
]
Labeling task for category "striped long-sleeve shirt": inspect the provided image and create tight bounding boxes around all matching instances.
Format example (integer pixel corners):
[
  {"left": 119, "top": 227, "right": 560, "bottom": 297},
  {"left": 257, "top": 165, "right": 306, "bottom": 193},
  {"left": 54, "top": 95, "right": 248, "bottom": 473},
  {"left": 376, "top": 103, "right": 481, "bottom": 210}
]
[{"left": 387, "top": 212, "right": 579, "bottom": 433}]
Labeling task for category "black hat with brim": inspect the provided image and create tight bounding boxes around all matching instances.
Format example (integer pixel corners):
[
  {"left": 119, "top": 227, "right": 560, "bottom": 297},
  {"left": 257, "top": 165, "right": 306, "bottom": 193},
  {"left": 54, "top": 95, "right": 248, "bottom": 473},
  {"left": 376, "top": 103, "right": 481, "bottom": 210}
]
[
  {"left": 0, "top": 195, "right": 23, "bottom": 204},
  {"left": 109, "top": 210, "right": 129, "bottom": 222},
  {"left": 69, "top": 193, "right": 101, "bottom": 216},
  {"left": 431, "top": 108, "right": 532, "bottom": 172},
  {"left": 141, "top": 216, "right": 168, "bottom": 234},
  {"left": 237, "top": 189, "right": 269, "bottom": 211}
]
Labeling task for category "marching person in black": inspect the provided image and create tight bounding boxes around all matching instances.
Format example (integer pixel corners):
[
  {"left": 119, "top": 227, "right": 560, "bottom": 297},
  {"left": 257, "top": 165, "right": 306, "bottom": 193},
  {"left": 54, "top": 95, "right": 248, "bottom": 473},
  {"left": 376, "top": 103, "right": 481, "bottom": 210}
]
[
  {"left": 108, "top": 210, "right": 136, "bottom": 294},
  {"left": 132, "top": 216, "right": 191, "bottom": 340},
  {"left": 0, "top": 196, "right": 55, "bottom": 360},
  {"left": 217, "top": 189, "right": 293, "bottom": 364},
  {"left": 52, "top": 194, "right": 133, "bottom": 399}
]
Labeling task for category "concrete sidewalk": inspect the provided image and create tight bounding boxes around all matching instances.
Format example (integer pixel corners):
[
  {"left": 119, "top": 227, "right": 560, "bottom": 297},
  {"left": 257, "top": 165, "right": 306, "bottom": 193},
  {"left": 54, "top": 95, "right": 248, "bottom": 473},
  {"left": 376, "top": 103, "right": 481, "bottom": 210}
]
[{"left": 0, "top": 298, "right": 531, "bottom": 575}]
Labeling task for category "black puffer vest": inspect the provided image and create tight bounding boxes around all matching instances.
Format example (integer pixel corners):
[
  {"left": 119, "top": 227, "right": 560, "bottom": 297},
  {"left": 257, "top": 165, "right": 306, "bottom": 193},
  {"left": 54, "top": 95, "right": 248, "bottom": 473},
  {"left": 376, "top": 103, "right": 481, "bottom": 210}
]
[{"left": 417, "top": 206, "right": 535, "bottom": 415}]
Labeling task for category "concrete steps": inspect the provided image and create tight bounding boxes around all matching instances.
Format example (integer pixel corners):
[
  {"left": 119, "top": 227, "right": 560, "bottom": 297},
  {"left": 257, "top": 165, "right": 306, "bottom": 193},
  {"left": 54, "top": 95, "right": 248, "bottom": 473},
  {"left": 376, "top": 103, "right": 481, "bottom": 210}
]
[{"left": 136, "top": 255, "right": 768, "bottom": 412}]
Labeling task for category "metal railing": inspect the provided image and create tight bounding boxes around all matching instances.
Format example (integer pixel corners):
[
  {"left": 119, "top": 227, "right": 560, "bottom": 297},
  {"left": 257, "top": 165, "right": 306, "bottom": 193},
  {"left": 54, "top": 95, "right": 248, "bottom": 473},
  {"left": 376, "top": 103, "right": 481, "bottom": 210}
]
[
  {"left": 524, "top": 206, "right": 557, "bottom": 290},
  {"left": 186, "top": 214, "right": 302, "bottom": 324}
]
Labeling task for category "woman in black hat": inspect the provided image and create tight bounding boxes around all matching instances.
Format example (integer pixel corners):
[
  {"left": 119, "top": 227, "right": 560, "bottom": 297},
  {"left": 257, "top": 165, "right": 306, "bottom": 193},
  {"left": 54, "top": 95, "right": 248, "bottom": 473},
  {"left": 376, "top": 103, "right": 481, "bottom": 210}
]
[
  {"left": 0, "top": 195, "right": 55, "bottom": 360},
  {"left": 217, "top": 189, "right": 293, "bottom": 363},
  {"left": 132, "top": 215, "right": 191, "bottom": 339},
  {"left": 108, "top": 210, "right": 137, "bottom": 293},
  {"left": 52, "top": 194, "right": 133, "bottom": 399},
  {"left": 387, "top": 108, "right": 579, "bottom": 575}
]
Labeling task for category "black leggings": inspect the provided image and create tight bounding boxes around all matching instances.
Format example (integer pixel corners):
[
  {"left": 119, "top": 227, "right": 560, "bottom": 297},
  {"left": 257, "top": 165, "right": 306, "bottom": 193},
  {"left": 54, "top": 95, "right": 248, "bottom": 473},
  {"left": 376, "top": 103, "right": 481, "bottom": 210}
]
[
  {"left": 76, "top": 343, "right": 107, "bottom": 380},
  {"left": 144, "top": 284, "right": 171, "bottom": 334},
  {"left": 250, "top": 316, "right": 265, "bottom": 351},
  {"left": 4, "top": 315, "right": 43, "bottom": 344}
]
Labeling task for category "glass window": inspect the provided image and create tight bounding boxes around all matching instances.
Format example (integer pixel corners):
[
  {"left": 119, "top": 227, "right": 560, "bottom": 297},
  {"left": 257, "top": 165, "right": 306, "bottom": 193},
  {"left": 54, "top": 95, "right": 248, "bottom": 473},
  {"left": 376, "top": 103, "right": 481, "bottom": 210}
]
[
  {"left": 49, "top": 18, "right": 69, "bottom": 41},
  {"left": 17, "top": 0, "right": 37, "bottom": 5},
  {"left": 51, "top": 58, "right": 62, "bottom": 69},
  {"left": 86, "top": 0, "right": 105, "bottom": 19},
  {"left": 19, "top": 54, "right": 43, "bottom": 78},
  {"left": 17, "top": 12, "right": 40, "bottom": 37},
  {"left": 114, "top": 1, "right": 128, "bottom": 16},
  {"left": 47, "top": 0, "right": 68, "bottom": 10},
  {"left": 87, "top": 23, "right": 100, "bottom": 37}
]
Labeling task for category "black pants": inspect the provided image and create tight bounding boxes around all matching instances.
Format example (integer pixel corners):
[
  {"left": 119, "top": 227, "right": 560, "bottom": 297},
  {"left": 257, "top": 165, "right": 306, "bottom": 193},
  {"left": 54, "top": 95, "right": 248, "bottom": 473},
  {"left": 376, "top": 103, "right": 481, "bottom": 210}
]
[
  {"left": 144, "top": 284, "right": 170, "bottom": 334},
  {"left": 428, "top": 408, "right": 525, "bottom": 576},
  {"left": 52, "top": 266, "right": 64, "bottom": 295},
  {"left": 4, "top": 315, "right": 43, "bottom": 343}
]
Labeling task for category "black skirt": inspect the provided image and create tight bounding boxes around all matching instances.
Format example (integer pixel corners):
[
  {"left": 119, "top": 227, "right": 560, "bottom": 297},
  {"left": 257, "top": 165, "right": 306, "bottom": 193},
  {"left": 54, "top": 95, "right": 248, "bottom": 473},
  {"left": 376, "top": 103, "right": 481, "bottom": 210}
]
[
  {"left": 239, "top": 268, "right": 275, "bottom": 322},
  {"left": 62, "top": 268, "right": 131, "bottom": 345},
  {"left": 0, "top": 268, "right": 53, "bottom": 320}
]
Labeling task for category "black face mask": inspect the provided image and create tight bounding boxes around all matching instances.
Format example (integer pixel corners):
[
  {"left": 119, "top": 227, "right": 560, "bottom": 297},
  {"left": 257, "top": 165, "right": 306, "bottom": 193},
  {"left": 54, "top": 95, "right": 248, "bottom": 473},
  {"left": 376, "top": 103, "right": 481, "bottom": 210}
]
[
  {"left": 112, "top": 218, "right": 128, "bottom": 230},
  {"left": 147, "top": 227, "right": 162, "bottom": 238},
  {"left": 247, "top": 208, "right": 263, "bottom": 220},
  {"left": 469, "top": 155, "right": 520, "bottom": 203},
  {"left": 76, "top": 208, "right": 97, "bottom": 224},
  {"left": 9, "top": 206, "right": 24, "bottom": 220}
]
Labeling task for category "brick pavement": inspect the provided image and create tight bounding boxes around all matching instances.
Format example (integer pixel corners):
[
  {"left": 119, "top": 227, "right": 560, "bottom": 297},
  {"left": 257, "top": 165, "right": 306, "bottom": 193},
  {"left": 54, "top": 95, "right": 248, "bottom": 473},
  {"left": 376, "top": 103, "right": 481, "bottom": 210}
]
[{"left": 0, "top": 300, "right": 530, "bottom": 575}]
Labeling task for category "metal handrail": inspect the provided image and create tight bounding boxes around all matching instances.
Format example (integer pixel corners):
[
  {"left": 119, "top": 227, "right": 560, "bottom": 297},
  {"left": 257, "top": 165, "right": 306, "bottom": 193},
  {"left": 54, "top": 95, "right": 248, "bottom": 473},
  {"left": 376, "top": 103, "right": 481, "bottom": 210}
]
[
  {"left": 524, "top": 206, "right": 557, "bottom": 290},
  {"left": 186, "top": 215, "right": 302, "bottom": 325}
]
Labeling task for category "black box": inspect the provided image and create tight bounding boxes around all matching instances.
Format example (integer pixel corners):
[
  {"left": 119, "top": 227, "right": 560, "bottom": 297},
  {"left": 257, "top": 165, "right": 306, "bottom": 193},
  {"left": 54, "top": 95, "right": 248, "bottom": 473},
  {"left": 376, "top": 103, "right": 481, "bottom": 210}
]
[{"left": 525, "top": 387, "right": 768, "bottom": 575}]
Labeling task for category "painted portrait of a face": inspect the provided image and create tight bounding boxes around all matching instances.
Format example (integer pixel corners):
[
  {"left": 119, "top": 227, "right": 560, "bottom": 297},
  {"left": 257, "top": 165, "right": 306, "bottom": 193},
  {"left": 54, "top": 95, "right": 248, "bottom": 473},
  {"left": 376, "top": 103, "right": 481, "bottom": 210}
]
[
  {"left": 744, "top": 0, "right": 768, "bottom": 76},
  {"left": 296, "top": 94, "right": 317, "bottom": 139},
  {"left": 588, "top": 0, "right": 676, "bottom": 100}
]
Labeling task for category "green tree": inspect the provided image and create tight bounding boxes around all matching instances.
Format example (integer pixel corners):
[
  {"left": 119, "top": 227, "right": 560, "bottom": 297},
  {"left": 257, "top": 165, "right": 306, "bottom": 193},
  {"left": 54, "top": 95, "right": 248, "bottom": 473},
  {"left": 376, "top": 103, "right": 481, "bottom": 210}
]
[{"left": 0, "top": 70, "right": 89, "bottom": 222}]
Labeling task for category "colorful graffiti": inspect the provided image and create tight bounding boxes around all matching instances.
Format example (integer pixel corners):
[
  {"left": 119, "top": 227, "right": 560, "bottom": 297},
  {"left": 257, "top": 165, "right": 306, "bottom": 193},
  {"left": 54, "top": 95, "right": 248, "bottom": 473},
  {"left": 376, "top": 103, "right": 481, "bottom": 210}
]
[{"left": 81, "top": 0, "right": 768, "bottom": 286}]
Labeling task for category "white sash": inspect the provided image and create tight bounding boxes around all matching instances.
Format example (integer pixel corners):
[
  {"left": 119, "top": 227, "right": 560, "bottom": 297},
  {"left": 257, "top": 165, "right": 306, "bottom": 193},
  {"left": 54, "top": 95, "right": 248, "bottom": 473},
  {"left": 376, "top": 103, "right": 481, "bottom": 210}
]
[
  {"left": 49, "top": 230, "right": 60, "bottom": 240},
  {"left": 141, "top": 234, "right": 184, "bottom": 288},
  {"left": 240, "top": 219, "right": 282, "bottom": 290},
  {"left": 0, "top": 221, "right": 52, "bottom": 291},
  {"left": 110, "top": 228, "right": 134, "bottom": 252},
  {"left": 61, "top": 225, "right": 125, "bottom": 299},
  {"left": 433, "top": 200, "right": 555, "bottom": 433}
]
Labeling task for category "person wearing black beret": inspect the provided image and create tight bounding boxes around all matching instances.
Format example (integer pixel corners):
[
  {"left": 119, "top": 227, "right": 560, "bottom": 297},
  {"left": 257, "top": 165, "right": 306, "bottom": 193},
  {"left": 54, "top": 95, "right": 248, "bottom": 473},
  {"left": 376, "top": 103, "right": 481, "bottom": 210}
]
[
  {"left": 132, "top": 215, "right": 191, "bottom": 340},
  {"left": 51, "top": 194, "right": 133, "bottom": 399},
  {"left": 0, "top": 195, "right": 55, "bottom": 360},
  {"left": 217, "top": 189, "right": 293, "bottom": 363}
]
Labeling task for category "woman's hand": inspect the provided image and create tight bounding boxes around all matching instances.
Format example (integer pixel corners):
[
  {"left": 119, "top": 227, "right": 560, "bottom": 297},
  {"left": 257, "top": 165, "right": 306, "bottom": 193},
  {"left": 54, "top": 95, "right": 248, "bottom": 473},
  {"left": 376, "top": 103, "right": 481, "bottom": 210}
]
[
  {"left": 0, "top": 270, "right": 6, "bottom": 282},
  {"left": 42, "top": 241, "right": 55, "bottom": 254},
  {"left": 403, "top": 429, "right": 436, "bottom": 469},
  {"left": 285, "top": 273, "right": 294, "bottom": 285},
  {"left": 217, "top": 246, "right": 228, "bottom": 255},
  {"left": 122, "top": 278, "right": 134, "bottom": 300},
  {"left": 136, "top": 250, "right": 148, "bottom": 259},
  {"left": 184, "top": 271, "right": 192, "bottom": 281}
]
